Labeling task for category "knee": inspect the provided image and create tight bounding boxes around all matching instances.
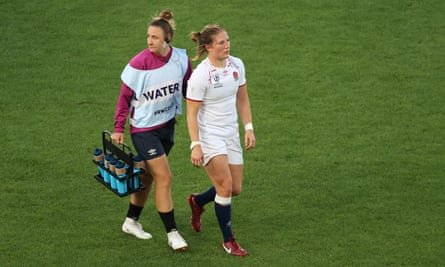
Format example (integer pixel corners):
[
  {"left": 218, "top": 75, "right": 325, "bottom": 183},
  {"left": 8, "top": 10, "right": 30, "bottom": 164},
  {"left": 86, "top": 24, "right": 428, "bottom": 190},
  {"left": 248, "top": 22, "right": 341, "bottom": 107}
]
[
  {"left": 154, "top": 174, "right": 172, "bottom": 188},
  {"left": 140, "top": 173, "right": 153, "bottom": 185},
  {"left": 217, "top": 180, "right": 233, "bottom": 197},
  {"left": 215, "top": 182, "right": 232, "bottom": 197},
  {"left": 232, "top": 185, "right": 242, "bottom": 196}
]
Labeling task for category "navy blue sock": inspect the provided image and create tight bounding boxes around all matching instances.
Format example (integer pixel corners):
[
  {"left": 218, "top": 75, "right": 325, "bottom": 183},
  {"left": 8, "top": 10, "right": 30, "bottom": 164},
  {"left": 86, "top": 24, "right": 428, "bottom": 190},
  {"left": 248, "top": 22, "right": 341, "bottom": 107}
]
[
  {"left": 215, "top": 202, "right": 233, "bottom": 242},
  {"left": 195, "top": 186, "right": 216, "bottom": 207},
  {"left": 127, "top": 203, "right": 143, "bottom": 221},
  {"left": 158, "top": 209, "right": 177, "bottom": 233}
]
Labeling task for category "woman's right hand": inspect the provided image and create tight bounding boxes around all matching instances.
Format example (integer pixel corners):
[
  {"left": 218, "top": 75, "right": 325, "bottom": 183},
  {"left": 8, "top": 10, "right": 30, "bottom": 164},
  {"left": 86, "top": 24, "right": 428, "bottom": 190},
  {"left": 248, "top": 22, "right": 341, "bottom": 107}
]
[
  {"left": 191, "top": 145, "right": 204, "bottom": 167},
  {"left": 111, "top": 132, "right": 124, "bottom": 144}
]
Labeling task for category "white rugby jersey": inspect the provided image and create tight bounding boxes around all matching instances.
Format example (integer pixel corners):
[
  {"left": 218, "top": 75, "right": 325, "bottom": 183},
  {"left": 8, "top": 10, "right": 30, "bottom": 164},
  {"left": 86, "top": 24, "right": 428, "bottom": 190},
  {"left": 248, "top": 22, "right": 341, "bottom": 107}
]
[{"left": 187, "top": 55, "right": 246, "bottom": 137}]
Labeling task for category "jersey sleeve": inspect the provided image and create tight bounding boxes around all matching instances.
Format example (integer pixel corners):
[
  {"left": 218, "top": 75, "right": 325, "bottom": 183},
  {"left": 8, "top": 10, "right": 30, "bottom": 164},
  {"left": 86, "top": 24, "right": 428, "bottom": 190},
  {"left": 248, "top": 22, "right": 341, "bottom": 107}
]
[
  {"left": 113, "top": 83, "right": 134, "bottom": 133},
  {"left": 186, "top": 68, "right": 208, "bottom": 102},
  {"left": 237, "top": 58, "right": 247, "bottom": 86}
]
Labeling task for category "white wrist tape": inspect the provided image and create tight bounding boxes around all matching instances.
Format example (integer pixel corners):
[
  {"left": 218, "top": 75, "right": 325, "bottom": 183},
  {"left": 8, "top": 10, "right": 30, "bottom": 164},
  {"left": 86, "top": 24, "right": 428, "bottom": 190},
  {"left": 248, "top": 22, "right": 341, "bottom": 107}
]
[
  {"left": 190, "top": 141, "right": 201, "bottom": 150},
  {"left": 244, "top": 122, "right": 254, "bottom": 131}
]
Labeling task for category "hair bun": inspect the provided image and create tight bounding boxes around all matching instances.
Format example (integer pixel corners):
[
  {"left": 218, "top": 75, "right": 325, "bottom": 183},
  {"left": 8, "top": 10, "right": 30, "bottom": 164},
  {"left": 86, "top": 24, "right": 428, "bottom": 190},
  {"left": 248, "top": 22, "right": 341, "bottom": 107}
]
[
  {"left": 154, "top": 9, "right": 175, "bottom": 30},
  {"left": 159, "top": 10, "right": 173, "bottom": 21}
]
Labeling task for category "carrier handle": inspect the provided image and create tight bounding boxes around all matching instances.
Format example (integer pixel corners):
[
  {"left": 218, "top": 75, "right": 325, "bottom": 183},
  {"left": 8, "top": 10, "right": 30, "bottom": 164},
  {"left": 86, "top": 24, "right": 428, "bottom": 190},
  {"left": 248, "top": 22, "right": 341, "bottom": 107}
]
[{"left": 102, "top": 131, "right": 134, "bottom": 169}]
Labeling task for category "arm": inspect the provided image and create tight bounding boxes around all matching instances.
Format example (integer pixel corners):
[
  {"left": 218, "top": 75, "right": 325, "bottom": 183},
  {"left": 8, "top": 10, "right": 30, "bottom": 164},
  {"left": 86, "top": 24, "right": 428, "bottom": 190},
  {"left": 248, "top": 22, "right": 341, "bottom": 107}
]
[
  {"left": 111, "top": 83, "right": 133, "bottom": 144},
  {"left": 182, "top": 59, "right": 193, "bottom": 98},
  {"left": 236, "top": 84, "right": 256, "bottom": 150},
  {"left": 186, "top": 99, "right": 204, "bottom": 166}
]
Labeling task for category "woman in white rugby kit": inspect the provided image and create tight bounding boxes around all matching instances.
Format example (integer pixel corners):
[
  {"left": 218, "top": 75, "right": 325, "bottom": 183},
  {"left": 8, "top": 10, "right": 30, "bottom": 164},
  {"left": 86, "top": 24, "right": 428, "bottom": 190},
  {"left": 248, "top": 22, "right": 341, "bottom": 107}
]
[
  {"left": 111, "top": 10, "right": 190, "bottom": 252},
  {"left": 186, "top": 24, "right": 256, "bottom": 257}
]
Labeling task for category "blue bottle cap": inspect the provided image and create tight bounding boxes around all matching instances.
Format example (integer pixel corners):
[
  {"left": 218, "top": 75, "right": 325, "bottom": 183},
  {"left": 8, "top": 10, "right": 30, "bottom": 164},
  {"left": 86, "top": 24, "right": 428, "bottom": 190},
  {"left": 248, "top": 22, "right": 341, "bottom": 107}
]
[
  {"left": 115, "top": 161, "right": 125, "bottom": 169},
  {"left": 93, "top": 148, "right": 103, "bottom": 156},
  {"left": 133, "top": 155, "right": 143, "bottom": 162},
  {"left": 110, "top": 157, "right": 118, "bottom": 165}
]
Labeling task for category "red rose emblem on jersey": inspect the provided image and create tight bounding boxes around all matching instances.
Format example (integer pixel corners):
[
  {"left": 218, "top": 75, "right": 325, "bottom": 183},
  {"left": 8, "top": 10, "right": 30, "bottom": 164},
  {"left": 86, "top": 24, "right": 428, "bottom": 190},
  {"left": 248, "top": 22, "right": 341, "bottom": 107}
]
[{"left": 233, "top": 71, "right": 239, "bottom": 81}]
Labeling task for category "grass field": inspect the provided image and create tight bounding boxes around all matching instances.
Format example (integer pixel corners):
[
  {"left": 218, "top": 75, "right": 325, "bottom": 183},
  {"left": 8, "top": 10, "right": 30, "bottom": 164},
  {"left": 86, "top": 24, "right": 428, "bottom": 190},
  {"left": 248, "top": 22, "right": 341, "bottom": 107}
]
[{"left": 1, "top": 0, "right": 444, "bottom": 266}]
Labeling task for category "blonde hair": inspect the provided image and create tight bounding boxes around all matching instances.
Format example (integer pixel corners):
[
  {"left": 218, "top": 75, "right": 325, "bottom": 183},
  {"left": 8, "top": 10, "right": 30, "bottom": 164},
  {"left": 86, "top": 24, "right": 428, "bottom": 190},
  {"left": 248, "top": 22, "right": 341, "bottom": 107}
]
[
  {"left": 190, "top": 24, "right": 225, "bottom": 61},
  {"left": 149, "top": 9, "right": 175, "bottom": 43}
]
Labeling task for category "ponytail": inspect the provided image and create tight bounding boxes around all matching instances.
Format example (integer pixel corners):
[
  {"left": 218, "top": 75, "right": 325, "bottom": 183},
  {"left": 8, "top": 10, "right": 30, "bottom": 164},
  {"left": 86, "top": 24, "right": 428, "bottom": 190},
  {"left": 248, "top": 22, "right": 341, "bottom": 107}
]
[
  {"left": 190, "top": 24, "right": 225, "bottom": 61},
  {"left": 190, "top": 31, "right": 206, "bottom": 61}
]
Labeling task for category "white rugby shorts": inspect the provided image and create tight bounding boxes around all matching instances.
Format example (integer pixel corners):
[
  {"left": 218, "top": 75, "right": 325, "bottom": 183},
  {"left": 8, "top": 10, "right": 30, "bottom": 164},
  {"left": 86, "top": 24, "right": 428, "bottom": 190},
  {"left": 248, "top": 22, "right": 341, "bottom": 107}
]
[{"left": 201, "top": 134, "right": 243, "bottom": 166}]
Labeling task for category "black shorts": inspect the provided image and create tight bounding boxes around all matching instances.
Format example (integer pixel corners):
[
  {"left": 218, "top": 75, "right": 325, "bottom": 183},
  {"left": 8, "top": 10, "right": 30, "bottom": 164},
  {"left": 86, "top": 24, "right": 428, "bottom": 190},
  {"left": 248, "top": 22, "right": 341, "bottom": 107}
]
[{"left": 131, "top": 121, "right": 175, "bottom": 161}]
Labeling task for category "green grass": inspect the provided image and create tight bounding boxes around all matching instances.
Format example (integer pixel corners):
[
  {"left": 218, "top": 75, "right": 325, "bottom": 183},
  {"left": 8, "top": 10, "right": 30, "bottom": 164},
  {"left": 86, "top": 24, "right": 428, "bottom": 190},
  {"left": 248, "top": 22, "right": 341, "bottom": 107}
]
[{"left": 1, "top": 0, "right": 444, "bottom": 266}]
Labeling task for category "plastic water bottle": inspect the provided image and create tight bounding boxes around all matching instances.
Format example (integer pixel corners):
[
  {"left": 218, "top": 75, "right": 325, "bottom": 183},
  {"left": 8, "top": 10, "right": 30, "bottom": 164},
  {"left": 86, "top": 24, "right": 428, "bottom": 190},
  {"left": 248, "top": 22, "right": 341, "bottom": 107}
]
[
  {"left": 115, "top": 161, "right": 128, "bottom": 195},
  {"left": 103, "top": 154, "right": 113, "bottom": 184},
  {"left": 132, "top": 155, "right": 144, "bottom": 190},
  {"left": 92, "top": 148, "right": 105, "bottom": 178},
  {"left": 109, "top": 157, "right": 118, "bottom": 190}
]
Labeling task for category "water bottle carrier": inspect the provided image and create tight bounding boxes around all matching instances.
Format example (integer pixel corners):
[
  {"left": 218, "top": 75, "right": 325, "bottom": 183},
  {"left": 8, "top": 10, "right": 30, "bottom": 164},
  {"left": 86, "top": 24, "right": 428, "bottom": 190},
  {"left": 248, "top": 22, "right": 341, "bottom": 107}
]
[{"left": 92, "top": 131, "right": 145, "bottom": 197}]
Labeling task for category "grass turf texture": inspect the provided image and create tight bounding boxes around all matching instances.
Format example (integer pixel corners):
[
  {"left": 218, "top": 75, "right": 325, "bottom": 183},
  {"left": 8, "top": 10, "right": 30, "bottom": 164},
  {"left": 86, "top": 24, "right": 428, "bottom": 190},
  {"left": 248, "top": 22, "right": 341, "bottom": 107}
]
[{"left": 1, "top": 0, "right": 444, "bottom": 266}]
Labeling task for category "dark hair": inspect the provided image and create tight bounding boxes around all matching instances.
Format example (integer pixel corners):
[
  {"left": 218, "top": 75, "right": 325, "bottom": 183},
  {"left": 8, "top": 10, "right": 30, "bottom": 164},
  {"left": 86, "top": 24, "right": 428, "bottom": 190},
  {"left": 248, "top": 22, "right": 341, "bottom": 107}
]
[
  {"left": 149, "top": 10, "right": 175, "bottom": 43},
  {"left": 190, "top": 24, "right": 225, "bottom": 61}
]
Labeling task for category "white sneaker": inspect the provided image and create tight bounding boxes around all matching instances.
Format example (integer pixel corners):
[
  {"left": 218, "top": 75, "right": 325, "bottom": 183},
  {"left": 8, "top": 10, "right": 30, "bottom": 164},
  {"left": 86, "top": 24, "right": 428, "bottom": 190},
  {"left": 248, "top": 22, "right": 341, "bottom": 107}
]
[
  {"left": 167, "top": 230, "right": 188, "bottom": 251},
  {"left": 122, "top": 217, "right": 152, "bottom": 240}
]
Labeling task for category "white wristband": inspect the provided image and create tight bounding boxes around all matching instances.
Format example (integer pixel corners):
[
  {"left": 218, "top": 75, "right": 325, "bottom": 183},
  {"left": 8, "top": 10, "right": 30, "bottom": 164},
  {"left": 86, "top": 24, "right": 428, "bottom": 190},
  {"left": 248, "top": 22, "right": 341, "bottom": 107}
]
[
  {"left": 244, "top": 122, "right": 254, "bottom": 131},
  {"left": 190, "top": 141, "right": 201, "bottom": 150}
]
